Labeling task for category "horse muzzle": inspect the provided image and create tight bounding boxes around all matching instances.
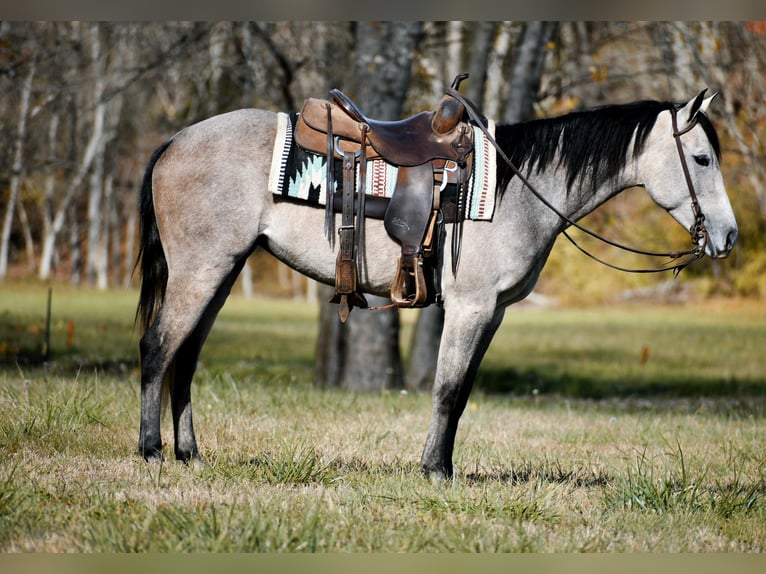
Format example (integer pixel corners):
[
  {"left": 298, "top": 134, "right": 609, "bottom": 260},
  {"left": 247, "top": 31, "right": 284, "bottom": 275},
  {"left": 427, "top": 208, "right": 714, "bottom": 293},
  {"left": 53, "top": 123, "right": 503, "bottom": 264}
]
[{"left": 705, "top": 227, "right": 738, "bottom": 259}]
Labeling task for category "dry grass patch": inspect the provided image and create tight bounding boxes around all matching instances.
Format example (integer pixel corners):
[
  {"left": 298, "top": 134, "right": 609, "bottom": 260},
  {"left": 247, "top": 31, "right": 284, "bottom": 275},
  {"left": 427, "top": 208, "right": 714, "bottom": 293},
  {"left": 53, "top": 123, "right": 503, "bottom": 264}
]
[
  {"left": 1, "top": 373, "right": 764, "bottom": 552},
  {"left": 1, "top": 287, "right": 765, "bottom": 551}
]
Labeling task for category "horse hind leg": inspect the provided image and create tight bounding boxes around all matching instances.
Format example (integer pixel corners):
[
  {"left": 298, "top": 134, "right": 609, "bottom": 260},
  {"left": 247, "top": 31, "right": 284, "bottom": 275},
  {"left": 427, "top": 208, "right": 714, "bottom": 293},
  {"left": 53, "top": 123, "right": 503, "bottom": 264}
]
[
  {"left": 169, "top": 258, "right": 249, "bottom": 463},
  {"left": 138, "top": 321, "right": 171, "bottom": 462},
  {"left": 138, "top": 258, "right": 248, "bottom": 463}
]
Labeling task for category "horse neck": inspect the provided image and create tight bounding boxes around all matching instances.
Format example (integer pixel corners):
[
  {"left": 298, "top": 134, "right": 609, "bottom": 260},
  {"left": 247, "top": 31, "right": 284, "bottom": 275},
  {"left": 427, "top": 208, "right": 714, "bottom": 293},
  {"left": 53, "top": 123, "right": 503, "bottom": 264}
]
[
  {"left": 493, "top": 117, "right": 645, "bottom": 229},
  {"left": 499, "top": 153, "right": 641, "bottom": 231},
  {"left": 569, "top": 168, "right": 641, "bottom": 222}
]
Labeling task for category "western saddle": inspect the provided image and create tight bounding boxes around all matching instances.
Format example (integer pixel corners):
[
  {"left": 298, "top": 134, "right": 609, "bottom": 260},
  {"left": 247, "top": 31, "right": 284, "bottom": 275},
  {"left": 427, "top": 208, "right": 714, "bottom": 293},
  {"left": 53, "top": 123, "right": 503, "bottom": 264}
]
[{"left": 294, "top": 73, "right": 480, "bottom": 322}]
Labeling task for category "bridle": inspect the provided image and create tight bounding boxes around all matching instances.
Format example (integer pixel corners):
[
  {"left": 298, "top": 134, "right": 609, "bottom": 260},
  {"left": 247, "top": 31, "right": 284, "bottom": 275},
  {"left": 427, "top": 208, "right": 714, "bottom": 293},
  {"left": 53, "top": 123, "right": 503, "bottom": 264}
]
[
  {"left": 670, "top": 106, "right": 709, "bottom": 258},
  {"left": 448, "top": 88, "right": 710, "bottom": 276}
]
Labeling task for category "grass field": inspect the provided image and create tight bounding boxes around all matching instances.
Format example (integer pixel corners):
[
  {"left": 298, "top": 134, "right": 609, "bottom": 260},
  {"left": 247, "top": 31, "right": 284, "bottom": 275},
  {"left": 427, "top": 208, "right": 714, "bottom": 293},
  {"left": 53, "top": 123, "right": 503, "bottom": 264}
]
[{"left": 1, "top": 284, "right": 765, "bottom": 552}]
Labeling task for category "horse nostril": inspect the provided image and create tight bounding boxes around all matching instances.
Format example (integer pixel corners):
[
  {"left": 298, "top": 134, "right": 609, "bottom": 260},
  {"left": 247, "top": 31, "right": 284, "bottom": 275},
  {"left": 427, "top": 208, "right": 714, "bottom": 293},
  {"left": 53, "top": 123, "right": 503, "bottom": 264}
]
[{"left": 725, "top": 229, "right": 738, "bottom": 253}]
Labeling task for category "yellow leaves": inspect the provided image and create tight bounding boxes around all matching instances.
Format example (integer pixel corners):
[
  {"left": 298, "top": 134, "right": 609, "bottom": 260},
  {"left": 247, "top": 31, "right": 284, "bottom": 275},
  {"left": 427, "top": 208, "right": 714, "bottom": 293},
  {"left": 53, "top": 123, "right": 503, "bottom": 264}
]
[
  {"left": 563, "top": 97, "right": 580, "bottom": 112},
  {"left": 590, "top": 66, "right": 608, "bottom": 83},
  {"left": 0, "top": 341, "right": 21, "bottom": 360},
  {"left": 544, "top": 96, "right": 580, "bottom": 116}
]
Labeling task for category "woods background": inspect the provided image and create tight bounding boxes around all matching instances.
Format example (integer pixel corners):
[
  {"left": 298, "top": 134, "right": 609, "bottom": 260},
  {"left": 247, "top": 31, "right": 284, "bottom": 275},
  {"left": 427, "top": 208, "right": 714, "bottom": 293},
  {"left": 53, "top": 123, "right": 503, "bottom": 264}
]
[{"left": 1, "top": 21, "right": 764, "bottom": 301}]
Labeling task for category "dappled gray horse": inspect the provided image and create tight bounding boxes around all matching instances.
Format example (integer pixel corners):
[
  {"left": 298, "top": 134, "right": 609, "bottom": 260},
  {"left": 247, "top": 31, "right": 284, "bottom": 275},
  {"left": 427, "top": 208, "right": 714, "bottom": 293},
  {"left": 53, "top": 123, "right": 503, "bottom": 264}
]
[{"left": 136, "top": 90, "right": 737, "bottom": 480}]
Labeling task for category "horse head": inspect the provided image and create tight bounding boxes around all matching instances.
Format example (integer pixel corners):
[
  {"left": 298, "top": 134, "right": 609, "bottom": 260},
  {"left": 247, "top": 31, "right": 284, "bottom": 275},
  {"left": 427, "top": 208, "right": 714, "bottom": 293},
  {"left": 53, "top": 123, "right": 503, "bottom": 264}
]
[{"left": 640, "top": 90, "right": 738, "bottom": 259}]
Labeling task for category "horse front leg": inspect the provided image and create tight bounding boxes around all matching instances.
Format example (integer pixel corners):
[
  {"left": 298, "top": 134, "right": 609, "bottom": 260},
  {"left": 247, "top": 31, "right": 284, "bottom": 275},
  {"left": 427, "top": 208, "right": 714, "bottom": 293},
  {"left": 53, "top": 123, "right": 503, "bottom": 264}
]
[{"left": 420, "top": 304, "right": 505, "bottom": 481}]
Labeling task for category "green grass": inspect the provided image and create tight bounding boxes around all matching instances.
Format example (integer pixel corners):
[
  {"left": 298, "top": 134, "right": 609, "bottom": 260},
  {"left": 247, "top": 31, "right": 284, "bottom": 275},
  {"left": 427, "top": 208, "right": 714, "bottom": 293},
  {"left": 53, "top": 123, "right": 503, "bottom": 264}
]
[
  {"left": 480, "top": 302, "right": 766, "bottom": 400},
  {"left": 1, "top": 284, "right": 765, "bottom": 552}
]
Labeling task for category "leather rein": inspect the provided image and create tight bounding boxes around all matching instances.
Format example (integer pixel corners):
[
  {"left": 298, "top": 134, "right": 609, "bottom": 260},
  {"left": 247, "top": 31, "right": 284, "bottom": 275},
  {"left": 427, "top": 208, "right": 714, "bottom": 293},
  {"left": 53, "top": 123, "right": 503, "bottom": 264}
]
[{"left": 448, "top": 87, "right": 709, "bottom": 276}]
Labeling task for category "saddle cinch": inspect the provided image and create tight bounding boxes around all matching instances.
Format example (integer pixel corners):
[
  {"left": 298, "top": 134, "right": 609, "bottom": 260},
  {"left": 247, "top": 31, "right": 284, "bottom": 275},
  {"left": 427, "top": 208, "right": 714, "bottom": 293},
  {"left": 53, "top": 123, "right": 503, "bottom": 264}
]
[{"left": 294, "top": 73, "right": 480, "bottom": 322}]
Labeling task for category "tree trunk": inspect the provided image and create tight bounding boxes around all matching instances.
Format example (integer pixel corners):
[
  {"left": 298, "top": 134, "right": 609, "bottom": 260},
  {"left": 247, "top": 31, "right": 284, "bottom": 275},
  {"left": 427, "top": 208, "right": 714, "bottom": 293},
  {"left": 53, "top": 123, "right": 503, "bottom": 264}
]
[
  {"left": 240, "top": 260, "right": 254, "bottom": 298},
  {"left": 445, "top": 21, "right": 464, "bottom": 85},
  {"left": 314, "top": 21, "right": 422, "bottom": 391},
  {"left": 503, "top": 21, "right": 559, "bottom": 124},
  {"left": 407, "top": 304, "right": 445, "bottom": 391},
  {"left": 407, "top": 21, "right": 558, "bottom": 392},
  {"left": 15, "top": 202, "right": 36, "bottom": 274},
  {"left": 69, "top": 205, "right": 81, "bottom": 285},
  {"left": 406, "top": 21, "right": 497, "bottom": 392},
  {"left": 39, "top": 26, "right": 108, "bottom": 282},
  {"left": 464, "top": 22, "right": 496, "bottom": 107},
  {"left": 85, "top": 23, "right": 110, "bottom": 287},
  {"left": 122, "top": 176, "right": 138, "bottom": 289},
  {"left": 483, "top": 22, "right": 514, "bottom": 119},
  {"left": 96, "top": 26, "right": 127, "bottom": 289},
  {"left": 0, "top": 54, "right": 36, "bottom": 279}
]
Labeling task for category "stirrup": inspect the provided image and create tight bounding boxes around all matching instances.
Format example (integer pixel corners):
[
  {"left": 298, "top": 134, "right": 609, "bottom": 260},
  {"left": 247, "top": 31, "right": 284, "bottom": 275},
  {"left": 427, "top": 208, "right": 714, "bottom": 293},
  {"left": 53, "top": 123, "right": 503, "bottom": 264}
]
[{"left": 390, "top": 253, "right": 428, "bottom": 308}]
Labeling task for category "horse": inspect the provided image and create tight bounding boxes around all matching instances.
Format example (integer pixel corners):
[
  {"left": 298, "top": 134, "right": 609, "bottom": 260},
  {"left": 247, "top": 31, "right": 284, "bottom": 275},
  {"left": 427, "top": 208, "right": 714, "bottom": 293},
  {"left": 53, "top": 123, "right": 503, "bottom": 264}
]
[{"left": 135, "top": 89, "right": 737, "bottom": 481}]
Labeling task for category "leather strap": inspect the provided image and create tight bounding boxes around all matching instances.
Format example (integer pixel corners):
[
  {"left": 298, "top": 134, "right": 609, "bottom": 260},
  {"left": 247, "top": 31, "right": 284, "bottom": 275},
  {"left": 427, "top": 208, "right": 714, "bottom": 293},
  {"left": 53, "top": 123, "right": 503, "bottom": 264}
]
[
  {"left": 330, "top": 147, "right": 367, "bottom": 322},
  {"left": 671, "top": 107, "right": 708, "bottom": 252},
  {"left": 355, "top": 126, "right": 368, "bottom": 279},
  {"left": 324, "top": 104, "right": 335, "bottom": 244},
  {"left": 451, "top": 165, "right": 467, "bottom": 275}
]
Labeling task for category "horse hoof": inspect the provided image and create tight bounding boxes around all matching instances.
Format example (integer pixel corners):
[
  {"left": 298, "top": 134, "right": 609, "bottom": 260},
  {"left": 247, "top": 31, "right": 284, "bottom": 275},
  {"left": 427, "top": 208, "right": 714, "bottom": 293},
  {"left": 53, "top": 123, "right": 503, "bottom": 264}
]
[
  {"left": 140, "top": 449, "right": 164, "bottom": 463},
  {"left": 176, "top": 450, "right": 204, "bottom": 467},
  {"left": 421, "top": 464, "right": 453, "bottom": 483},
  {"left": 187, "top": 456, "right": 206, "bottom": 470}
]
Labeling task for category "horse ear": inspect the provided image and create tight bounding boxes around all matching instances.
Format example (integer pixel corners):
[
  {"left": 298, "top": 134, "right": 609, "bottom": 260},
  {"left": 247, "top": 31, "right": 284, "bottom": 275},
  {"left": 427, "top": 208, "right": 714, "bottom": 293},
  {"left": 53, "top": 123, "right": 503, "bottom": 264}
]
[
  {"left": 688, "top": 89, "right": 707, "bottom": 122},
  {"left": 679, "top": 89, "right": 710, "bottom": 125},
  {"left": 698, "top": 91, "right": 718, "bottom": 117}
]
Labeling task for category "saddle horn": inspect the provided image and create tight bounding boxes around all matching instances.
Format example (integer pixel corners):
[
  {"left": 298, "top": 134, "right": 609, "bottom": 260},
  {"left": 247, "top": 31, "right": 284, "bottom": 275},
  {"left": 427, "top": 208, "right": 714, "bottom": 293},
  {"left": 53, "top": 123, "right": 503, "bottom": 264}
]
[
  {"left": 432, "top": 73, "right": 471, "bottom": 136},
  {"left": 451, "top": 73, "right": 469, "bottom": 90}
]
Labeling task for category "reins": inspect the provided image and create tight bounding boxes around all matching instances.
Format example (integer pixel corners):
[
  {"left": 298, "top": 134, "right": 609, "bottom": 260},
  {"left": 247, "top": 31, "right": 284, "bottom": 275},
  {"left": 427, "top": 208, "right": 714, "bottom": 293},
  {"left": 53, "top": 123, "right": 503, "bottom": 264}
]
[{"left": 447, "top": 88, "right": 709, "bottom": 276}]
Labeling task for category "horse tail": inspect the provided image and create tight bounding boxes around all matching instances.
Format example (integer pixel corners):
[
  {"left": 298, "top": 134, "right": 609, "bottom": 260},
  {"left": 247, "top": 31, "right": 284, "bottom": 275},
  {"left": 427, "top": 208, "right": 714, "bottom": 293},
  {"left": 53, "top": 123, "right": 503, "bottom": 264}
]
[{"left": 135, "top": 139, "right": 173, "bottom": 334}]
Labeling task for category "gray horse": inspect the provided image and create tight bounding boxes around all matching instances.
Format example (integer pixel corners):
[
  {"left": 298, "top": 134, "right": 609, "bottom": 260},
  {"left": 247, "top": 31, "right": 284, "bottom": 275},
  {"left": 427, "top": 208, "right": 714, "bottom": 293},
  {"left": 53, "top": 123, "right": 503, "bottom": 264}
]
[{"left": 136, "top": 90, "right": 737, "bottom": 480}]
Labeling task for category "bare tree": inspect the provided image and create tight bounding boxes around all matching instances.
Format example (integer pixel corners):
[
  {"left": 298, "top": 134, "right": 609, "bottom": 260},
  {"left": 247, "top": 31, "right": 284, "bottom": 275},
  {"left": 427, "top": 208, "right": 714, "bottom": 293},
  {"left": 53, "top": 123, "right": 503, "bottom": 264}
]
[
  {"left": 464, "top": 21, "right": 497, "bottom": 107},
  {"left": 99, "top": 26, "right": 130, "bottom": 289},
  {"left": 0, "top": 20, "right": 763, "bottom": 300},
  {"left": 315, "top": 21, "right": 422, "bottom": 391},
  {"left": 503, "top": 22, "right": 559, "bottom": 123},
  {"left": 85, "top": 23, "right": 108, "bottom": 286},
  {"left": 484, "top": 22, "right": 515, "bottom": 119},
  {"left": 0, "top": 32, "right": 36, "bottom": 279},
  {"left": 39, "top": 24, "right": 107, "bottom": 281},
  {"left": 407, "top": 21, "right": 558, "bottom": 391}
]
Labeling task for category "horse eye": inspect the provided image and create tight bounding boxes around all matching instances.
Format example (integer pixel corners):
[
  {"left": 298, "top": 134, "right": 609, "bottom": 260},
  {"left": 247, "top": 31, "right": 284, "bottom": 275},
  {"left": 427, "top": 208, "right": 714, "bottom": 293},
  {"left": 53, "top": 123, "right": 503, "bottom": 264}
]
[{"left": 693, "top": 154, "right": 710, "bottom": 167}]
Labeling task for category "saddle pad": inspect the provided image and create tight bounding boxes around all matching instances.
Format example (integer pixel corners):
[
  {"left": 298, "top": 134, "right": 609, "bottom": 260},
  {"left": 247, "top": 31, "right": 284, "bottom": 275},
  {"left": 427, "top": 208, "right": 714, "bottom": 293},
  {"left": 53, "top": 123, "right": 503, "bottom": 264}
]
[{"left": 268, "top": 112, "right": 496, "bottom": 221}]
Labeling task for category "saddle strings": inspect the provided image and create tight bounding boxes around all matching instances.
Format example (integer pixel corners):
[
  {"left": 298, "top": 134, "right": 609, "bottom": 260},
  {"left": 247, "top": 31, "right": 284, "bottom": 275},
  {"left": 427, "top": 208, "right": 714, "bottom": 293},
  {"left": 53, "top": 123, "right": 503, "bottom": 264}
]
[
  {"left": 451, "top": 165, "right": 466, "bottom": 275},
  {"left": 446, "top": 87, "right": 709, "bottom": 276}
]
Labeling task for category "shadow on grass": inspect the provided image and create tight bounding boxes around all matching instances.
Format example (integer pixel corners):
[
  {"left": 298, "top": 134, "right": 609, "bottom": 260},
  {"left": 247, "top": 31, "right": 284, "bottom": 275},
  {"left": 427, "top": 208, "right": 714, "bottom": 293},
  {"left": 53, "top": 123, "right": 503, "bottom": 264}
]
[
  {"left": 475, "top": 364, "right": 766, "bottom": 403},
  {"left": 465, "top": 459, "right": 613, "bottom": 488},
  {"left": 1, "top": 349, "right": 137, "bottom": 377}
]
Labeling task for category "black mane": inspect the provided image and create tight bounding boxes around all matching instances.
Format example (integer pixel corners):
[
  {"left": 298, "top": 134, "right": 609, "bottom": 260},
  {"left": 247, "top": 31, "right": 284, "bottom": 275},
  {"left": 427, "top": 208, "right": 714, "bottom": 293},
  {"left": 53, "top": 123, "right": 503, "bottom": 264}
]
[{"left": 494, "top": 100, "right": 721, "bottom": 194}]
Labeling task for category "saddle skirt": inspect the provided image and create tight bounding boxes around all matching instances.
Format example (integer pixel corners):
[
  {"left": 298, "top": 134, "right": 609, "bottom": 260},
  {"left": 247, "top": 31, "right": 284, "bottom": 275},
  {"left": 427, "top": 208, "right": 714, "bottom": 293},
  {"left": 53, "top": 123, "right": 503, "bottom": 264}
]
[{"left": 268, "top": 112, "right": 498, "bottom": 222}]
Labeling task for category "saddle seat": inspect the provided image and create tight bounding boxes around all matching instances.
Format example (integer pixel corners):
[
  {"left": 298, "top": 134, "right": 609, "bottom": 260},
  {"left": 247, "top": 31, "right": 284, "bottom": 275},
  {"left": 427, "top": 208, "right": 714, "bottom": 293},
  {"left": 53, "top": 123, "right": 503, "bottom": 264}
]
[
  {"left": 327, "top": 88, "right": 473, "bottom": 167},
  {"left": 295, "top": 73, "right": 474, "bottom": 167}
]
